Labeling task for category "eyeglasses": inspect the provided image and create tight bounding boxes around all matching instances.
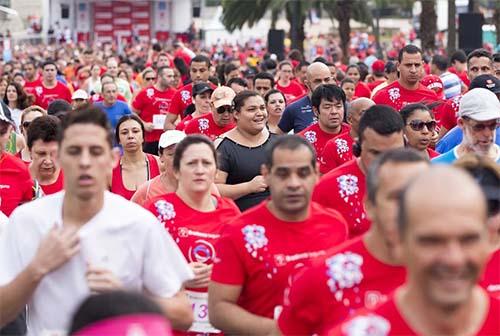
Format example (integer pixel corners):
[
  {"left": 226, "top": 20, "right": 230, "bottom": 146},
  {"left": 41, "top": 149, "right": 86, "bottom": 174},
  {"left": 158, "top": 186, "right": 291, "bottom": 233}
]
[
  {"left": 145, "top": 77, "right": 156, "bottom": 81},
  {"left": 216, "top": 106, "right": 233, "bottom": 114},
  {"left": 463, "top": 117, "right": 499, "bottom": 132},
  {"left": 22, "top": 121, "right": 32, "bottom": 129},
  {"left": 407, "top": 120, "right": 437, "bottom": 132}
]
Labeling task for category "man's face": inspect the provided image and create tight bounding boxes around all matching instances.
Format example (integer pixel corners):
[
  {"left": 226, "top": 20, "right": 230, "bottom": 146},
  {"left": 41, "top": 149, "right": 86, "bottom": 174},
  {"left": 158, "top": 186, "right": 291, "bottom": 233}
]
[
  {"left": 158, "top": 68, "right": 175, "bottom": 87},
  {"left": 157, "top": 55, "right": 170, "bottom": 68},
  {"left": 360, "top": 128, "right": 405, "bottom": 171},
  {"left": 366, "top": 161, "right": 428, "bottom": 249},
  {"left": 263, "top": 146, "right": 318, "bottom": 215},
  {"left": 315, "top": 98, "right": 344, "bottom": 132},
  {"left": 295, "top": 65, "right": 308, "bottom": 84},
  {"left": 72, "top": 99, "right": 87, "bottom": 109},
  {"left": 190, "top": 61, "right": 209, "bottom": 83},
  {"left": 402, "top": 191, "right": 489, "bottom": 309},
  {"left": 279, "top": 64, "right": 293, "bottom": 81},
  {"left": 397, "top": 52, "right": 423, "bottom": 85},
  {"left": 106, "top": 60, "right": 119, "bottom": 77},
  {"left": 254, "top": 78, "right": 273, "bottom": 97},
  {"left": 305, "top": 66, "right": 332, "bottom": 93},
  {"left": 459, "top": 117, "right": 498, "bottom": 155},
  {"left": 468, "top": 57, "right": 492, "bottom": 81},
  {"left": 83, "top": 52, "right": 94, "bottom": 66},
  {"left": 59, "top": 124, "right": 116, "bottom": 201},
  {"left": 493, "top": 61, "right": 500, "bottom": 79},
  {"left": 193, "top": 92, "right": 212, "bottom": 114},
  {"left": 212, "top": 104, "right": 234, "bottom": 127},
  {"left": 30, "top": 140, "right": 59, "bottom": 180},
  {"left": 160, "top": 144, "right": 176, "bottom": 175},
  {"left": 43, "top": 64, "right": 57, "bottom": 83},
  {"left": 24, "top": 64, "right": 36, "bottom": 79},
  {"left": 348, "top": 100, "right": 375, "bottom": 133},
  {"left": 102, "top": 83, "right": 118, "bottom": 105}
]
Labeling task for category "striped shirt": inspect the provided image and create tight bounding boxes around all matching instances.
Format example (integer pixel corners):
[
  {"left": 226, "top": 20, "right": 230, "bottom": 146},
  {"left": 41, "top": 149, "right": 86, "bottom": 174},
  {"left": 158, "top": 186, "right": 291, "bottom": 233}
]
[{"left": 440, "top": 71, "right": 462, "bottom": 99}]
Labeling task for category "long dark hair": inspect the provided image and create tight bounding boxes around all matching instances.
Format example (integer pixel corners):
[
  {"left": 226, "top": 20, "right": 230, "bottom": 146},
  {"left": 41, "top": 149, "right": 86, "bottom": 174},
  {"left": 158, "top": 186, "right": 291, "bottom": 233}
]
[
  {"left": 3, "top": 82, "right": 33, "bottom": 109},
  {"left": 115, "top": 114, "right": 145, "bottom": 146}
]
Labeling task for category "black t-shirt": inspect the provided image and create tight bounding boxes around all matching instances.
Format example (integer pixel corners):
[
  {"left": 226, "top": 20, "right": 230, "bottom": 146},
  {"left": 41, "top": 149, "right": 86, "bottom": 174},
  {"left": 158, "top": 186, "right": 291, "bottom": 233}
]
[{"left": 217, "top": 133, "right": 277, "bottom": 211}]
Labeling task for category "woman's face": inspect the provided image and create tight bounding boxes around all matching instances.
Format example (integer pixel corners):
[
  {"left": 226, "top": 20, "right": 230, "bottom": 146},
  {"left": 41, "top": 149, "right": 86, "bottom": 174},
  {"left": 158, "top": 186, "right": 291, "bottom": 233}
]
[
  {"left": 341, "top": 82, "right": 355, "bottom": 101},
  {"left": 404, "top": 109, "right": 436, "bottom": 151},
  {"left": 6, "top": 85, "right": 18, "bottom": 103},
  {"left": 175, "top": 143, "right": 217, "bottom": 194},
  {"left": 236, "top": 95, "right": 268, "bottom": 134},
  {"left": 91, "top": 65, "right": 101, "bottom": 77},
  {"left": 160, "top": 144, "right": 176, "bottom": 176},
  {"left": 346, "top": 67, "right": 360, "bottom": 83},
  {"left": 118, "top": 119, "right": 144, "bottom": 153},
  {"left": 266, "top": 92, "right": 286, "bottom": 119},
  {"left": 22, "top": 111, "right": 44, "bottom": 137},
  {"left": 118, "top": 71, "right": 128, "bottom": 82}
]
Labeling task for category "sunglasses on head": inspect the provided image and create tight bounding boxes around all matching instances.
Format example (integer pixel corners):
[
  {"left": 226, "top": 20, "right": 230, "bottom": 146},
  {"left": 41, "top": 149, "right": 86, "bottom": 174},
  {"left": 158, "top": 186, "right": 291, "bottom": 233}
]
[
  {"left": 216, "top": 105, "right": 233, "bottom": 114},
  {"left": 407, "top": 119, "right": 437, "bottom": 132},
  {"left": 463, "top": 117, "right": 499, "bottom": 132}
]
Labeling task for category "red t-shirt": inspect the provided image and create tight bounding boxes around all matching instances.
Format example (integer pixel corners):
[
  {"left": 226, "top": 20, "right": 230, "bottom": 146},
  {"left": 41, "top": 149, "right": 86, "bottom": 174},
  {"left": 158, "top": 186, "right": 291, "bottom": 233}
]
[
  {"left": 132, "top": 86, "right": 177, "bottom": 142},
  {"left": 354, "top": 82, "right": 372, "bottom": 99},
  {"left": 439, "top": 94, "right": 462, "bottom": 131},
  {"left": 333, "top": 291, "right": 500, "bottom": 335},
  {"left": 39, "top": 170, "right": 64, "bottom": 195},
  {"left": 292, "top": 79, "right": 308, "bottom": 94},
  {"left": 298, "top": 123, "right": 350, "bottom": 165},
  {"left": 372, "top": 81, "right": 439, "bottom": 111},
  {"left": 481, "top": 249, "right": 500, "bottom": 299},
  {"left": 320, "top": 132, "right": 355, "bottom": 175},
  {"left": 278, "top": 236, "right": 405, "bottom": 335},
  {"left": 312, "top": 159, "right": 370, "bottom": 238},
  {"left": 168, "top": 82, "right": 217, "bottom": 117},
  {"left": 211, "top": 201, "right": 348, "bottom": 319},
  {"left": 367, "top": 79, "right": 385, "bottom": 91},
  {"left": 175, "top": 114, "right": 196, "bottom": 131},
  {"left": 24, "top": 78, "right": 40, "bottom": 96},
  {"left": 276, "top": 81, "right": 306, "bottom": 103},
  {"left": 0, "top": 152, "right": 35, "bottom": 216},
  {"left": 448, "top": 67, "right": 470, "bottom": 87},
  {"left": 184, "top": 113, "right": 235, "bottom": 141},
  {"left": 33, "top": 81, "right": 72, "bottom": 109},
  {"left": 110, "top": 154, "right": 160, "bottom": 200}
]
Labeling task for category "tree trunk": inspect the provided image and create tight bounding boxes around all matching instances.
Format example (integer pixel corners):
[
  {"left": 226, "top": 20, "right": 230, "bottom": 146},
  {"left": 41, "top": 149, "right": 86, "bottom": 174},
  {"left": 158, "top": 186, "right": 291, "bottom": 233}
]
[
  {"left": 336, "top": 0, "right": 353, "bottom": 64},
  {"left": 447, "top": 0, "right": 456, "bottom": 55},
  {"left": 286, "top": 1, "right": 305, "bottom": 54},
  {"left": 495, "top": 2, "right": 500, "bottom": 45},
  {"left": 420, "top": 0, "right": 437, "bottom": 53},
  {"left": 271, "top": 8, "right": 279, "bottom": 30}
]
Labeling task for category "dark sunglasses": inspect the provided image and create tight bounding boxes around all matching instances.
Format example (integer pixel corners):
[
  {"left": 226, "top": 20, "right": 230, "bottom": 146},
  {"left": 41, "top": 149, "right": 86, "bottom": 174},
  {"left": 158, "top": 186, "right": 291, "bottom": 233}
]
[
  {"left": 407, "top": 120, "right": 437, "bottom": 132},
  {"left": 22, "top": 121, "right": 32, "bottom": 129},
  {"left": 145, "top": 77, "right": 156, "bottom": 81},
  {"left": 216, "top": 105, "right": 233, "bottom": 114},
  {"left": 463, "top": 117, "right": 499, "bottom": 132}
]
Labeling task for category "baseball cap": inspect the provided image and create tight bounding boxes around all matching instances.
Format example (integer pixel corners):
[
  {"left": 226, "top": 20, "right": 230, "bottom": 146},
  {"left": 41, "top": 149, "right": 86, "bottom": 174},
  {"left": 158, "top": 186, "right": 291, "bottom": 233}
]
[
  {"left": 421, "top": 75, "right": 444, "bottom": 98},
  {"left": 192, "top": 83, "right": 214, "bottom": 97},
  {"left": 211, "top": 86, "right": 236, "bottom": 109},
  {"left": 458, "top": 88, "right": 500, "bottom": 121},
  {"left": 469, "top": 74, "right": 500, "bottom": 94},
  {"left": 158, "top": 130, "right": 186, "bottom": 149},
  {"left": 72, "top": 89, "right": 89, "bottom": 100},
  {"left": 243, "top": 68, "right": 257, "bottom": 78},
  {"left": 371, "top": 60, "right": 385, "bottom": 75},
  {"left": 0, "top": 101, "right": 14, "bottom": 126}
]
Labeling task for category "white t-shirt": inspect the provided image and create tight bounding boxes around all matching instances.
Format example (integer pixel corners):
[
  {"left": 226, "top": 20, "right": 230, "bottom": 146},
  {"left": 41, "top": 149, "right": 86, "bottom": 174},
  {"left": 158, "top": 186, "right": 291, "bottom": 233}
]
[
  {"left": 0, "top": 191, "right": 194, "bottom": 336},
  {"left": 0, "top": 210, "right": 7, "bottom": 236}
]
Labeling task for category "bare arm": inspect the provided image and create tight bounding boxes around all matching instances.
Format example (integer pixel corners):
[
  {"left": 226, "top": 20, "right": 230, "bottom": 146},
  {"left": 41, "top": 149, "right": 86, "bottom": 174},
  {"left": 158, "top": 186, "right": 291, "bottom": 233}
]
[
  {"left": 215, "top": 170, "right": 267, "bottom": 201},
  {"left": 163, "top": 113, "right": 178, "bottom": 131},
  {"left": 208, "top": 281, "right": 276, "bottom": 335},
  {"left": 152, "top": 290, "right": 193, "bottom": 331}
]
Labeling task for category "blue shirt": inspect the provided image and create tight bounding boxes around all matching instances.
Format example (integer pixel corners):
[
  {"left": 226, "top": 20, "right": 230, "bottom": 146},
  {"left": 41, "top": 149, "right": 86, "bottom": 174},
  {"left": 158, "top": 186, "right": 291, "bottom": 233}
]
[
  {"left": 94, "top": 101, "right": 132, "bottom": 131},
  {"left": 436, "top": 126, "right": 500, "bottom": 153},
  {"left": 278, "top": 95, "right": 314, "bottom": 133},
  {"left": 432, "top": 144, "right": 500, "bottom": 164}
]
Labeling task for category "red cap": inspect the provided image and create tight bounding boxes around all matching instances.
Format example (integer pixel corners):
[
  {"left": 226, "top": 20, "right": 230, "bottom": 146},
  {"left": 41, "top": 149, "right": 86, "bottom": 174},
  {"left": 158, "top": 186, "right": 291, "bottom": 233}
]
[
  {"left": 371, "top": 60, "right": 385, "bottom": 74},
  {"left": 421, "top": 75, "right": 444, "bottom": 98}
]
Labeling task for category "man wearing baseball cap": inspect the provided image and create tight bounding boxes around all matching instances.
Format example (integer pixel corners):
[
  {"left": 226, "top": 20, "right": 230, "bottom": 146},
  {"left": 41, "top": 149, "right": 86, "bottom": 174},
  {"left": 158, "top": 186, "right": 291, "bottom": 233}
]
[
  {"left": 131, "top": 130, "right": 186, "bottom": 207},
  {"left": 184, "top": 86, "right": 236, "bottom": 140},
  {"left": 367, "top": 59, "right": 386, "bottom": 91},
  {"left": 433, "top": 88, "right": 500, "bottom": 164},
  {"left": 71, "top": 89, "right": 89, "bottom": 109}
]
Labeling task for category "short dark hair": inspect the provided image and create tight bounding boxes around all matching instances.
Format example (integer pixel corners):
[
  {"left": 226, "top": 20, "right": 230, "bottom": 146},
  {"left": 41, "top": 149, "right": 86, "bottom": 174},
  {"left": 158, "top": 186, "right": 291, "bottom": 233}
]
[
  {"left": 173, "top": 135, "right": 217, "bottom": 171},
  {"left": 295, "top": 61, "right": 310, "bottom": 72},
  {"left": 61, "top": 106, "right": 113, "bottom": 148},
  {"left": 431, "top": 55, "right": 449, "bottom": 71},
  {"left": 190, "top": 55, "right": 211, "bottom": 68},
  {"left": 27, "top": 115, "right": 62, "bottom": 150},
  {"left": 253, "top": 72, "right": 275, "bottom": 87},
  {"left": 224, "top": 63, "right": 239, "bottom": 77},
  {"left": 233, "top": 90, "right": 260, "bottom": 112},
  {"left": 156, "top": 66, "right": 172, "bottom": 76},
  {"left": 358, "top": 105, "right": 404, "bottom": 145},
  {"left": 311, "top": 84, "right": 346, "bottom": 111},
  {"left": 398, "top": 45, "right": 422, "bottom": 63},
  {"left": 400, "top": 103, "right": 434, "bottom": 124},
  {"left": 450, "top": 50, "right": 467, "bottom": 64},
  {"left": 357, "top": 62, "right": 369, "bottom": 81},
  {"left": 227, "top": 77, "right": 248, "bottom": 89},
  {"left": 265, "top": 135, "right": 316, "bottom": 168},
  {"left": 467, "top": 48, "right": 492, "bottom": 65},
  {"left": 69, "top": 291, "right": 164, "bottom": 334},
  {"left": 47, "top": 99, "right": 72, "bottom": 120},
  {"left": 493, "top": 52, "right": 500, "bottom": 63},
  {"left": 264, "top": 89, "right": 286, "bottom": 104},
  {"left": 367, "top": 148, "right": 427, "bottom": 204},
  {"left": 115, "top": 114, "right": 145, "bottom": 145},
  {"left": 278, "top": 61, "right": 293, "bottom": 70},
  {"left": 312, "top": 56, "right": 328, "bottom": 64},
  {"left": 340, "top": 77, "right": 355, "bottom": 88},
  {"left": 42, "top": 60, "right": 57, "bottom": 70},
  {"left": 385, "top": 61, "right": 397, "bottom": 74}
]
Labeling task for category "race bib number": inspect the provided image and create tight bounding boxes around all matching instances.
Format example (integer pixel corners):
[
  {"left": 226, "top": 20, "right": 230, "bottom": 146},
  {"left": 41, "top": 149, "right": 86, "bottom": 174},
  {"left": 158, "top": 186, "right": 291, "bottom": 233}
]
[
  {"left": 186, "top": 290, "right": 220, "bottom": 334},
  {"left": 152, "top": 114, "right": 166, "bottom": 130}
]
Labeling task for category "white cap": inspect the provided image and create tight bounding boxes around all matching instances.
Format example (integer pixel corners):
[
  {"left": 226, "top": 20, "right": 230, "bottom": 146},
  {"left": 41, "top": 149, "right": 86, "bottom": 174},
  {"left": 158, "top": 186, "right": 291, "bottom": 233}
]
[
  {"left": 158, "top": 130, "right": 186, "bottom": 149},
  {"left": 72, "top": 89, "right": 89, "bottom": 100},
  {"left": 458, "top": 88, "right": 500, "bottom": 121}
]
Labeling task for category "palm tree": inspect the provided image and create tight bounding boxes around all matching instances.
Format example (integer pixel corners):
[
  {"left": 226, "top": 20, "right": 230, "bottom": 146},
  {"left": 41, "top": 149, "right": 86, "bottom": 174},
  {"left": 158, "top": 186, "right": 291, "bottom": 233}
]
[
  {"left": 447, "top": 0, "right": 456, "bottom": 55},
  {"left": 420, "top": 0, "right": 437, "bottom": 53}
]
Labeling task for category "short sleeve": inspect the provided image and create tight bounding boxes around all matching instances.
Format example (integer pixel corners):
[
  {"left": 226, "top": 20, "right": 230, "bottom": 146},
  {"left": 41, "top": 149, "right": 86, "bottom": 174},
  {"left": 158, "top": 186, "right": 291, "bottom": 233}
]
[
  {"left": 0, "top": 210, "right": 26, "bottom": 286},
  {"left": 278, "top": 106, "right": 294, "bottom": 133},
  {"left": 168, "top": 90, "right": 183, "bottom": 116},
  {"left": 211, "top": 231, "right": 246, "bottom": 285},
  {"left": 132, "top": 91, "right": 145, "bottom": 112},
  {"left": 216, "top": 140, "right": 232, "bottom": 174},
  {"left": 142, "top": 219, "right": 194, "bottom": 298}
]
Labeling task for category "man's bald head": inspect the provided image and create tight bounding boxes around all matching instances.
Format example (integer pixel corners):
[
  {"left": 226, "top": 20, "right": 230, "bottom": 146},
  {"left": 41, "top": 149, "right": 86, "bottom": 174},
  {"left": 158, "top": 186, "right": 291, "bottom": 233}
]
[
  {"left": 348, "top": 98, "right": 375, "bottom": 134},
  {"left": 398, "top": 166, "right": 488, "bottom": 236},
  {"left": 305, "top": 62, "right": 333, "bottom": 93}
]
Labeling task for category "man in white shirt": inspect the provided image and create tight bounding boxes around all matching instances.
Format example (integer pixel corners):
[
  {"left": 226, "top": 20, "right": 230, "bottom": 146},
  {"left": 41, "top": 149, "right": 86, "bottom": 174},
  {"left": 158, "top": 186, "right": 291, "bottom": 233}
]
[{"left": 0, "top": 106, "right": 194, "bottom": 335}]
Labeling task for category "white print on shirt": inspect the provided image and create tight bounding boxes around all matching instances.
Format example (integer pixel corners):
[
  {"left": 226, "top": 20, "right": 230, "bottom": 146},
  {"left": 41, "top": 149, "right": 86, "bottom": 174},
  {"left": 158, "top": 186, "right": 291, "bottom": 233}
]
[
  {"left": 342, "top": 314, "right": 390, "bottom": 336},
  {"left": 325, "top": 252, "right": 363, "bottom": 302},
  {"left": 451, "top": 95, "right": 462, "bottom": 116},
  {"left": 242, "top": 224, "right": 268, "bottom": 257},
  {"left": 337, "top": 174, "right": 359, "bottom": 198},
  {"left": 181, "top": 90, "right": 191, "bottom": 104},
  {"left": 154, "top": 199, "right": 176, "bottom": 221},
  {"left": 35, "top": 86, "right": 43, "bottom": 95},
  {"left": 304, "top": 130, "right": 317, "bottom": 144},
  {"left": 335, "top": 138, "right": 349, "bottom": 155},
  {"left": 146, "top": 88, "right": 154, "bottom": 98},
  {"left": 388, "top": 87, "right": 400, "bottom": 103},
  {"left": 198, "top": 118, "right": 210, "bottom": 131}
]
